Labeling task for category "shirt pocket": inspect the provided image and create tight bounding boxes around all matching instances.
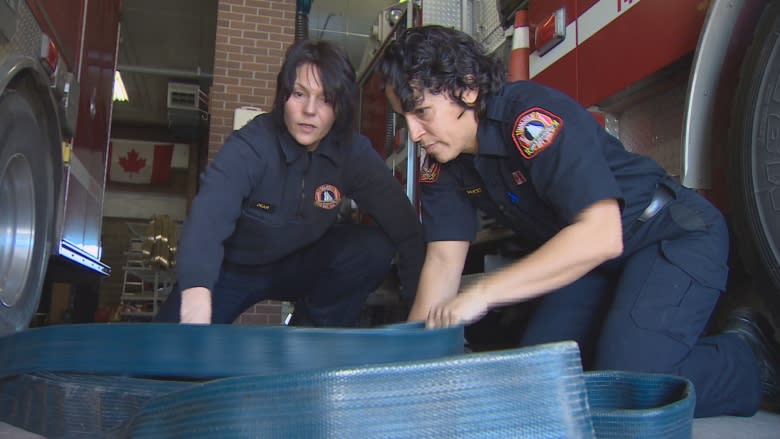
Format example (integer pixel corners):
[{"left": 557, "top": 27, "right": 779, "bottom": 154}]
[{"left": 502, "top": 186, "right": 562, "bottom": 241}]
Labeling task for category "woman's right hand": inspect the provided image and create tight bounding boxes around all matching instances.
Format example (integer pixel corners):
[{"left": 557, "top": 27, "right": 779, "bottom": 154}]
[{"left": 180, "top": 287, "right": 212, "bottom": 324}]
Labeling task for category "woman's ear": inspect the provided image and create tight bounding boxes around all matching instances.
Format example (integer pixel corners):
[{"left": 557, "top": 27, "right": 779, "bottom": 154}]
[
  {"left": 462, "top": 87, "right": 479, "bottom": 106},
  {"left": 461, "top": 74, "right": 479, "bottom": 106}
]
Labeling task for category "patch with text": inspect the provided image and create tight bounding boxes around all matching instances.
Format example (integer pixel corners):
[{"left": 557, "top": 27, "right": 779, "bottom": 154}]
[
  {"left": 465, "top": 187, "right": 483, "bottom": 196},
  {"left": 512, "top": 107, "right": 562, "bottom": 159},
  {"left": 314, "top": 184, "right": 341, "bottom": 209}
]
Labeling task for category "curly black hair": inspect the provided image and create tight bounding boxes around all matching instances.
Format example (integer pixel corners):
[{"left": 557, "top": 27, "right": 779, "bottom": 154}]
[
  {"left": 378, "top": 25, "right": 506, "bottom": 116},
  {"left": 272, "top": 40, "right": 357, "bottom": 142}
]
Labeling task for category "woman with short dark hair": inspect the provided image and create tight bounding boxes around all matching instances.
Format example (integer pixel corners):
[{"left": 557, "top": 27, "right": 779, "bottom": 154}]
[{"left": 156, "top": 40, "right": 424, "bottom": 327}]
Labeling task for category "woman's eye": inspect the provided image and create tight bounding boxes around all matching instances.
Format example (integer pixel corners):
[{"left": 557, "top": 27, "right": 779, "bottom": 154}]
[{"left": 293, "top": 91, "right": 304, "bottom": 98}]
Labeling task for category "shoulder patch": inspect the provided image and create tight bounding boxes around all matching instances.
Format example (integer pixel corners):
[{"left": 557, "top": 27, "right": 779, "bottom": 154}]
[
  {"left": 419, "top": 153, "right": 440, "bottom": 184},
  {"left": 512, "top": 107, "right": 563, "bottom": 159},
  {"left": 419, "top": 162, "right": 440, "bottom": 183}
]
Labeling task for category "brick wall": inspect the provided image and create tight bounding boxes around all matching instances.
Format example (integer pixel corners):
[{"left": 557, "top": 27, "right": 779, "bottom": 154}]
[
  {"left": 211, "top": 0, "right": 296, "bottom": 325},
  {"left": 209, "top": 0, "right": 295, "bottom": 157}
]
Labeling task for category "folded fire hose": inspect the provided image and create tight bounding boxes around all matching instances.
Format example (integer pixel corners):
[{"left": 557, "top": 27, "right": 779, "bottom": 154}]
[{"left": 0, "top": 323, "right": 694, "bottom": 438}]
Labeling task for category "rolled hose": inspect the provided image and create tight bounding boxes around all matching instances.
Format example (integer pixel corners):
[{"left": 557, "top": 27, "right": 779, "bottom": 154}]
[{"left": 0, "top": 323, "right": 694, "bottom": 438}]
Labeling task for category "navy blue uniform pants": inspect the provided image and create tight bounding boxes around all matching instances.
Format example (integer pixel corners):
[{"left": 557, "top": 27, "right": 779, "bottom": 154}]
[
  {"left": 519, "top": 182, "right": 762, "bottom": 417},
  {"left": 156, "top": 224, "right": 396, "bottom": 327}
]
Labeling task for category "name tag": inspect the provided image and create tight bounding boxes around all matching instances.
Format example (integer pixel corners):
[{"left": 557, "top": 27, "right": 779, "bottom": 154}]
[
  {"left": 465, "top": 187, "right": 483, "bottom": 196},
  {"left": 255, "top": 202, "right": 274, "bottom": 212}
]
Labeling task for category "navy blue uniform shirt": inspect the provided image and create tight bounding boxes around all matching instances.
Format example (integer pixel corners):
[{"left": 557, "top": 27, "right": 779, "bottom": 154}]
[
  {"left": 420, "top": 81, "right": 667, "bottom": 249},
  {"left": 177, "top": 113, "right": 424, "bottom": 297}
]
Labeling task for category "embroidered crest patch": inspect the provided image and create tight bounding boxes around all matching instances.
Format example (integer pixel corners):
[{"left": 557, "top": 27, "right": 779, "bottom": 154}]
[
  {"left": 419, "top": 153, "right": 440, "bottom": 184},
  {"left": 419, "top": 163, "right": 440, "bottom": 183},
  {"left": 512, "top": 107, "right": 562, "bottom": 159},
  {"left": 314, "top": 184, "right": 341, "bottom": 209}
]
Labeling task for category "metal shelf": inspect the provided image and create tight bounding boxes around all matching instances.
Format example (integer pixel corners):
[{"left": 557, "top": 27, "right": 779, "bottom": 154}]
[{"left": 119, "top": 219, "right": 179, "bottom": 321}]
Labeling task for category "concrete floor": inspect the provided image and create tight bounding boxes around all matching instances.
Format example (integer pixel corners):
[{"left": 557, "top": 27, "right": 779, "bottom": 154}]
[
  {"left": 3, "top": 412, "right": 780, "bottom": 438},
  {"left": 0, "top": 423, "right": 41, "bottom": 438},
  {"left": 693, "top": 411, "right": 780, "bottom": 438}
]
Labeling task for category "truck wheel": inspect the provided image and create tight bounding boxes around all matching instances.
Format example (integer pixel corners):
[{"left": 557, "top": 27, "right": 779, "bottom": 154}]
[
  {"left": 0, "top": 90, "right": 56, "bottom": 334},
  {"left": 730, "top": 1, "right": 780, "bottom": 315}
]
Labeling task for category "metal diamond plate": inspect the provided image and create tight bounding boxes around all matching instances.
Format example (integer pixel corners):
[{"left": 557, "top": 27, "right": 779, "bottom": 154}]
[
  {"left": 0, "top": 1, "right": 42, "bottom": 82},
  {"left": 421, "top": 1, "right": 506, "bottom": 53},
  {"left": 474, "top": 0, "right": 505, "bottom": 53},
  {"left": 422, "top": 0, "right": 473, "bottom": 32}
]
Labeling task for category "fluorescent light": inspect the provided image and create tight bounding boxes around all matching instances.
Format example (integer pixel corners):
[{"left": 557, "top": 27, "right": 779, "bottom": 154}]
[{"left": 113, "top": 70, "right": 129, "bottom": 102}]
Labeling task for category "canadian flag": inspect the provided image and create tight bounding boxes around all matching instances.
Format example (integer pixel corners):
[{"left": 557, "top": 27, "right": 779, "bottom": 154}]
[{"left": 108, "top": 140, "right": 174, "bottom": 184}]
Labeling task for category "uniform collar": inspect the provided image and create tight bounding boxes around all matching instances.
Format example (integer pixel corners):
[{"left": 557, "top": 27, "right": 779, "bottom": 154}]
[
  {"left": 279, "top": 130, "right": 342, "bottom": 166},
  {"left": 484, "top": 85, "right": 512, "bottom": 123},
  {"left": 476, "top": 88, "right": 512, "bottom": 158}
]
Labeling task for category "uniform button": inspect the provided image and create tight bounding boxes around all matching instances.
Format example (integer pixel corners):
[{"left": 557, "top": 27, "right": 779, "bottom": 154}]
[{"left": 499, "top": 205, "right": 505, "bottom": 211}]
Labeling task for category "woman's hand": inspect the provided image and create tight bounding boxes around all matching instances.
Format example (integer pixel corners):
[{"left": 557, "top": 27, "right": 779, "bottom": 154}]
[
  {"left": 426, "top": 288, "right": 489, "bottom": 328},
  {"left": 180, "top": 287, "right": 212, "bottom": 324}
]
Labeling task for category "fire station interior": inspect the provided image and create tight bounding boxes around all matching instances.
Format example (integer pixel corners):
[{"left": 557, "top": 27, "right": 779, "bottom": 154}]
[
  {"left": 5, "top": 0, "right": 780, "bottom": 437},
  {"left": 41, "top": 0, "right": 401, "bottom": 326},
  {"left": 35, "top": 0, "right": 538, "bottom": 334}
]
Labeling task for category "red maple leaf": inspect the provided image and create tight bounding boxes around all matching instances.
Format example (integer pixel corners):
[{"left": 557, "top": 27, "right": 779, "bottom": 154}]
[{"left": 119, "top": 149, "right": 146, "bottom": 173}]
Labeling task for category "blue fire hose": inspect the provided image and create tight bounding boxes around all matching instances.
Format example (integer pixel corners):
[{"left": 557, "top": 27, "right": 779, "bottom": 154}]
[{"left": 0, "top": 323, "right": 694, "bottom": 438}]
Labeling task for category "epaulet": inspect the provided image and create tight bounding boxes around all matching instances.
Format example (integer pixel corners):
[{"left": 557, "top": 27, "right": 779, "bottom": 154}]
[{"left": 485, "top": 93, "right": 511, "bottom": 122}]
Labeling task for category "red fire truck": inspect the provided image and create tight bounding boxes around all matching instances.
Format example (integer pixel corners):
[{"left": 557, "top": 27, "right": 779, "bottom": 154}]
[
  {"left": 359, "top": 0, "right": 780, "bottom": 320},
  {"left": 0, "top": 0, "right": 121, "bottom": 334}
]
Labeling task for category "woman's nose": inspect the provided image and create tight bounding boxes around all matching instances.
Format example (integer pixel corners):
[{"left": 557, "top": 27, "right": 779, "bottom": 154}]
[{"left": 406, "top": 118, "right": 425, "bottom": 142}]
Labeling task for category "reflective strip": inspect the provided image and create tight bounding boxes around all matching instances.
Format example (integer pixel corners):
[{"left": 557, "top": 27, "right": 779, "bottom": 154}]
[
  {"left": 510, "top": 10, "right": 531, "bottom": 81},
  {"left": 579, "top": 0, "right": 641, "bottom": 43},
  {"left": 512, "top": 25, "right": 530, "bottom": 49}
]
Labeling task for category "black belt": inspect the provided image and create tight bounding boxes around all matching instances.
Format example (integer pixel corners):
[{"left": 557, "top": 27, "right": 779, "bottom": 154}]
[{"left": 636, "top": 183, "right": 675, "bottom": 224}]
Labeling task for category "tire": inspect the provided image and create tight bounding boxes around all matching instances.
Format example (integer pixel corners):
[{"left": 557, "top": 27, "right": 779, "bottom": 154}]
[
  {"left": 729, "top": 1, "right": 780, "bottom": 315},
  {"left": 0, "top": 89, "right": 57, "bottom": 334}
]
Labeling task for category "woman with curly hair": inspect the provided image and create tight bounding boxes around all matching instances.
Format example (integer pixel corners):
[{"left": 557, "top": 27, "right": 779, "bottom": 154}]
[{"left": 379, "top": 25, "right": 778, "bottom": 418}]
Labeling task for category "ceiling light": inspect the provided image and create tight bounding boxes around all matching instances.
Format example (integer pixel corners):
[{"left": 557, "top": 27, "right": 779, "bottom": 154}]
[{"left": 113, "top": 70, "right": 129, "bottom": 102}]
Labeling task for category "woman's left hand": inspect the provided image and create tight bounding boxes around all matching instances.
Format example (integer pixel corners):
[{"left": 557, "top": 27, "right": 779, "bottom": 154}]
[{"left": 426, "top": 288, "right": 489, "bottom": 328}]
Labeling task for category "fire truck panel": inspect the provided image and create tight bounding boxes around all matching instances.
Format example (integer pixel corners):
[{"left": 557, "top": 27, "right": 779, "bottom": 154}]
[
  {"left": 576, "top": 0, "right": 705, "bottom": 107},
  {"left": 0, "top": 0, "right": 119, "bottom": 333},
  {"left": 63, "top": 0, "right": 120, "bottom": 264},
  {"left": 26, "top": 0, "right": 85, "bottom": 72}
]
